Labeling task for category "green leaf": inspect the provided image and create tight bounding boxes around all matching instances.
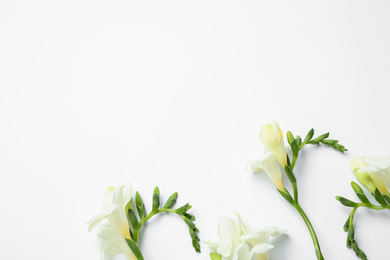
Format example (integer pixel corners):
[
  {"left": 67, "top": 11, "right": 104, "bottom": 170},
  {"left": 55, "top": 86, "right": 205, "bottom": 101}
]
[
  {"left": 210, "top": 252, "right": 222, "bottom": 260},
  {"left": 302, "top": 128, "right": 314, "bottom": 146},
  {"left": 336, "top": 196, "right": 358, "bottom": 207},
  {"left": 286, "top": 131, "right": 294, "bottom": 145},
  {"left": 125, "top": 238, "right": 144, "bottom": 260},
  {"left": 163, "top": 192, "right": 178, "bottom": 209},
  {"left": 135, "top": 192, "right": 146, "bottom": 219},
  {"left": 284, "top": 165, "right": 296, "bottom": 185},
  {"left": 152, "top": 187, "right": 160, "bottom": 213}
]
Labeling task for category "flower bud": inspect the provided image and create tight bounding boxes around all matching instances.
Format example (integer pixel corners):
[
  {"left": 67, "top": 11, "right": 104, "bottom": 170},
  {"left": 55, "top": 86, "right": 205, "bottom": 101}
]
[{"left": 260, "top": 122, "right": 287, "bottom": 166}]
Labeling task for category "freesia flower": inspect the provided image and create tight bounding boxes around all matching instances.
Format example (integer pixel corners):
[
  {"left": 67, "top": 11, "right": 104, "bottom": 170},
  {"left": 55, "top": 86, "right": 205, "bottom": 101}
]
[
  {"left": 260, "top": 122, "right": 287, "bottom": 167},
  {"left": 204, "top": 213, "right": 285, "bottom": 260},
  {"left": 350, "top": 156, "right": 390, "bottom": 195},
  {"left": 87, "top": 183, "right": 136, "bottom": 260},
  {"left": 248, "top": 122, "right": 288, "bottom": 191}
]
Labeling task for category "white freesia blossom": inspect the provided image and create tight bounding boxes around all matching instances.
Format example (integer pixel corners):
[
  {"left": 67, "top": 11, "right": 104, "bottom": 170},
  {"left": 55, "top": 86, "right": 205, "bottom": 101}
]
[
  {"left": 350, "top": 156, "right": 390, "bottom": 195},
  {"left": 248, "top": 122, "right": 288, "bottom": 191},
  {"left": 260, "top": 122, "right": 287, "bottom": 167},
  {"left": 205, "top": 213, "right": 285, "bottom": 260},
  {"left": 87, "top": 183, "right": 136, "bottom": 260}
]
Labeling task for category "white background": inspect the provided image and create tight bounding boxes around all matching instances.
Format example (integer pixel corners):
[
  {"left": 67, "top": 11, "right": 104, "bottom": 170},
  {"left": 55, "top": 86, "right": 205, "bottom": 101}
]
[{"left": 1, "top": 1, "right": 390, "bottom": 259}]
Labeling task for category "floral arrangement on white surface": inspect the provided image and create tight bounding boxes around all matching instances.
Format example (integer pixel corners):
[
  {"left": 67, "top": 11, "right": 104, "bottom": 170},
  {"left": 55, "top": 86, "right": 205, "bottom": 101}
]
[{"left": 88, "top": 121, "right": 388, "bottom": 260}]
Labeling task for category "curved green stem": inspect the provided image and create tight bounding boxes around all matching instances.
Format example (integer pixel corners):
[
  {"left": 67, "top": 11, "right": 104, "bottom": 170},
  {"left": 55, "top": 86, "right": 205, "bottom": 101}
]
[{"left": 293, "top": 202, "right": 324, "bottom": 260}]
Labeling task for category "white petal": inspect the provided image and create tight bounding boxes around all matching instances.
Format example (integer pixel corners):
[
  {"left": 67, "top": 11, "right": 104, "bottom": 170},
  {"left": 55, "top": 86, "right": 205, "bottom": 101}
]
[
  {"left": 218, "top": 216, "right": 240, "bottom": 244},
  {"left": 87, "top": 213, "right": 106, "bottom": 232},
  {"left": 203, "top": 240, "right": 220, "bottom": 251},
  {"left": 362, "top": 157, "right": 390, "bottom": 170},
  {"left": 233, "top": 242, "right": 250, "bottom": 260},
  {"left": 358, "top": 165, "right": 380, "bottom": 174},
  {"left": 247, "top": 159, "right": 263, "bottom": 173},
  {"left": 249, "top": 243, "right": 274, "bottom": 260},
  {"left": 258, "top": 153, "right": 284, "bottom": 190},
  {"left": 122, "top": 183, "right": 133, "bottom": 210},
  {"left": 381, "top": 172, "right": 390, "bottom": 192},
  {"left": 97, "top": 223, "right": 136, "bottom": 260},
  {"left": 217, "top": 238, "right": 233, "bottom": 257}
]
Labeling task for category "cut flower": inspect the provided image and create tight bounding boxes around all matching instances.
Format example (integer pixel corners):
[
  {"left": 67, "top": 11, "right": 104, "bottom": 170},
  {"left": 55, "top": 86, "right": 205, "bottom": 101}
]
[
  {"left": 350, "top": 156, "right": 390, "bottom": 195},
  {"left": 204, "top": 213, "right": 285, "bottom": 260},
  {"left": 87, "top": 183, "right": 136, "bottom": 260}
]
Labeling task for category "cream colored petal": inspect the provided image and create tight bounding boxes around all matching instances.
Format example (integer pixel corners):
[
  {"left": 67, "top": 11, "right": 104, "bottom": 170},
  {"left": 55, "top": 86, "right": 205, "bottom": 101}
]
[
  {"left": 87, "top": 213, "right": 106, "bottom": 232},
  {"left": 362, "top": 157, "right": 390, "bottom": 170},
  {"left": 249, "top": 243, "right": 273, "bottom": 260},
  {"left": 247, "top": 159, "right": 263, "bottom": 173},
  {"left": 350, "top": 157, "right": 366, "bottom": 172},
  {"left": 203, "top": 240, "right": 220, "bottom": 252},
  {"left": 97, "top": 223, "right": 136, "bottom": 260},
  {"left": 233, "top": 241, "right": 250, "bottom": 260},
  {"left": 87, "top": 205, "right": 117, "bottom": 231},
  {"left": 218, "top": 216, "right": 240, "bottom": 246},
  {"left": 122, "top": 183, "right": 133, "bottom": 211},
  {"left": 382, "top": 172, "right": 390, "bottom": 192},
  {"left": 259, "top": 153, "right": 285, "bottom": 191},
  {"left": 217, "top": 238, "right": 233, "bottom": 258}
]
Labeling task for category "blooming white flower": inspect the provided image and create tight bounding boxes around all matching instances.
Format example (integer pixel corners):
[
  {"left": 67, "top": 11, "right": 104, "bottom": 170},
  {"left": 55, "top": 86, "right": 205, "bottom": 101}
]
[
  {"left": 350, "top": 156, "right": 390, "bottom": 195},
  {"left": 204, "top": 213, "right": 285, "bottom": 260},
  {"left": 87, "top": 183, "right": 136, "bottom": 260}
]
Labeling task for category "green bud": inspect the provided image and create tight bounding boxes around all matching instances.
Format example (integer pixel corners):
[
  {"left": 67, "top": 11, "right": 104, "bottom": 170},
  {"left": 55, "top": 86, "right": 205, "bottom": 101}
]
[
  {"left": 311, "top": 132, "right": 330, "bottom": 143},
  {"left": 287, "top": 131, "right": 294, "bottom": 145},
  {"left": 135, "top": 192, "right": 146, "bottom": 219},
  {"left": 336, "top": 196, "right": 358, "bottom": 207},
  {"left": 303, "top": 128, "right": 314, "bottom": 145},
  {"left": 152, "top": 187, "right": 160, "bottom": 213},
  {"left": 296, "top": 136, "right": 302, "bottom": 147},
  {"left": 163, "top": 192, "right": 178, "bottom": 209},
  {"left": 127, "top": 208, "right": 139, "bottom": 230}
]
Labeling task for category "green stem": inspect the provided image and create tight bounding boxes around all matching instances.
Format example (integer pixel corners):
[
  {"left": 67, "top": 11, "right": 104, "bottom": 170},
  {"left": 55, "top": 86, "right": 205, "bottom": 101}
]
[
  {"left": 356, "top": 203, "right": 388, "bottom": 210},
  {"left": 293, "top": 202, "right": 324, "bottom": 260}
]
